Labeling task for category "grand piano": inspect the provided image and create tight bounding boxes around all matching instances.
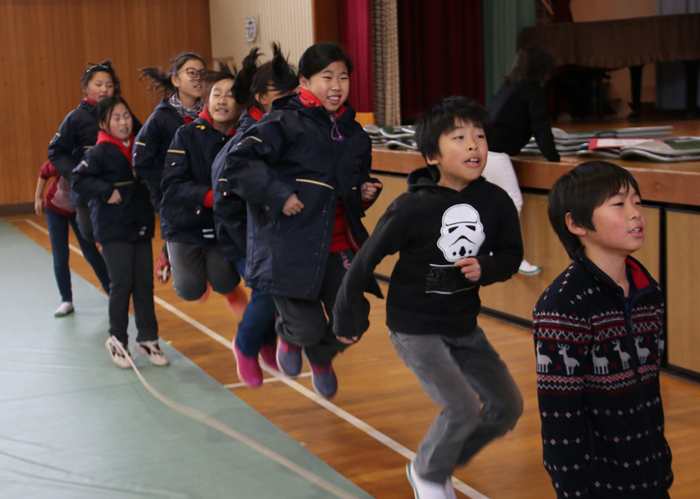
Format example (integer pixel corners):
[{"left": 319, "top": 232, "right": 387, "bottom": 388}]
[{"left": 519, "top": 13, "right": 700, "bottom": 116}]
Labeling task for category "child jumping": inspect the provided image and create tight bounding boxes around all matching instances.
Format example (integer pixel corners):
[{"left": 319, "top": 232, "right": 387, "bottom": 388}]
[
  {"left": 73, "top": 96, "right": 168, "bottom": 368},
  {"left": 333, "top": 96, "right": 524, "bottom": 498},
  {"left": 533, "top": 161, "right": 673, "bottom": 498},
  {"left": 217, "top": 42, "right": 383, "bottom": 399},
  {"left": 488, "top": 44, "right": 578, "bottom": 275}
]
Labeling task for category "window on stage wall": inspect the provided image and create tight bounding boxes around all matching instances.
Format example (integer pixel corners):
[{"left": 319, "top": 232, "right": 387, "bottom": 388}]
[{"left": 396, "top": 0, "right": 485, "bottom": 122}]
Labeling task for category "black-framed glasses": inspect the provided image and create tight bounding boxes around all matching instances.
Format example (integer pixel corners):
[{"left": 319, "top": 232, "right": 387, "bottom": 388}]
[{"left": 181, "top": 68, "right": 206, "bottom": 79}]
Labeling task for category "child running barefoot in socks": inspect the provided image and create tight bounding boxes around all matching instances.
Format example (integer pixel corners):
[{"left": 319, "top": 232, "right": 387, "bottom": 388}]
[
  {"left": 34, "top": 161, "right": 111, "bottom": 317},
  {"left": 333, "top": 97, "right": 524, "bottom": 498},
  {"left": 73, "top": 96, "right": 168, "bottom": 368},
  {"left": 218, "top": 43, "right": 383, "bottom": 399},
  {"left": 487, "top": 45, "right": 578, "bottom": 275},
  {"left": 211, "top": 44, "right": 298, "bottom": 387}
]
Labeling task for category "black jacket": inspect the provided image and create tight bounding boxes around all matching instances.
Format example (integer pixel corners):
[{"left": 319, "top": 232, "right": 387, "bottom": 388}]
[
  {"left": 161, "top": 115, "right": 234, "bottom": 245},
  {"left": 334, "top": 168, "right": 523, "bottom": 339},
  {"left": 533, "top": 253, "right": 672, "bottom": 498},
  {"left": 489, "top": 83, "right": 560, "bottom": 162},
  {"left": 215, "top": 95, "right": 382, "bottom": 300},
  {"left": 133, "top": 99, "right": 184, "bottom": 212},
  {"left": 72, "top": 143, "right": 155, "bottom": 244},
  {"left": 48, "top": 99, "right": 142, "bottom": 205},
  {"left": 211, "top": 108, "right": 259, "bottom": 261}
]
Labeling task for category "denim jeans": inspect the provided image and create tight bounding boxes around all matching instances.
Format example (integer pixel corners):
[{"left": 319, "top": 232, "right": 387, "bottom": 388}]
[
  {"left": 232, "top": 258, "right": 277, "bottom": 357},
  {"left": 46, "top": 209, "right": 111, "bottom": 302},
  {"left": 389, "top": 326, "right": 523, "bottom": 484},
  {"left": 167, "top": 241, "right": 240, "bottom": 301}
]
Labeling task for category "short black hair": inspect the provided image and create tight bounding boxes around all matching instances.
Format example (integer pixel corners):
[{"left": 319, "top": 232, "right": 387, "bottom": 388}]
[
  {"left": 505, "top": 45, "right": 555, "bottom": 86},
  {"left": 96, "top": 96, "right": 133, "bottom": 131},
  {"left": 548, "top": 161, "right": 641, "bottom": 259},
  {"left": 298, "top": 42, "right": 353, "bottom": 79},
  {"left": 81, "top": 60, "right": 121, "bottom": 97},
  {"left": 414, "top": 96, "right": 490, "bottom": 181}
]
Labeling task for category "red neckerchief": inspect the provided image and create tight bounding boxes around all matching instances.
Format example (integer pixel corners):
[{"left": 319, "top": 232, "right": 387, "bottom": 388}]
[
  {"left": 299, "top": 88, "right": 348, "bottom": 118},
  {"left": 248, "top": 106, "right": 264, "bottom": 121},
  {"left": 199, "top": 104, "right": 237, "bottom": 136},
  {"left": 626, "top": 257, "right": 650, "bottom": 290},
  {"left": 84, "top": 97, "right": 96, "bottom": 106},
  {"left": 97, "top": 130, "right": 134, "bottom": 164}
]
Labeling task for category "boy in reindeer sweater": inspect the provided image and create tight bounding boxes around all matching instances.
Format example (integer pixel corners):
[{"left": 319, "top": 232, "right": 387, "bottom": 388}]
[{"left": 533, "top": 161, "right": 672, "bottom": 499}]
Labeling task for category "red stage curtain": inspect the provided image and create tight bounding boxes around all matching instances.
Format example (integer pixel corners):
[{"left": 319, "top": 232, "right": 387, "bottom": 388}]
[
  {"left": 337, "top": 0, "right": 375, "bottom": 113},
  {"left": 397, "top": 0, "right": 484, "bottom": 121}
]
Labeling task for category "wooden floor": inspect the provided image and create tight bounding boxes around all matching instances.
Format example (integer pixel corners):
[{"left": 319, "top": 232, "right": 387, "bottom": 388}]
[{"left": 7, "top": 212, "right": 700, "bottom": 499}]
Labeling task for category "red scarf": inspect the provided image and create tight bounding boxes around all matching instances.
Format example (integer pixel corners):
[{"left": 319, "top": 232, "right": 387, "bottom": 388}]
[
  {"left": 84, "top": 97, "right": 96, "bottom": 106},
  {"left": 199, "top": 104, "right": 237, "bottom": 136},
  {"left": 248, "top": 106, "right": 264, "bottom": 121},
  {"left": 298, "top": 88, "right": 347, "bottom": 118},
  {"left": 97, "top": 131, "right": 135, "bottom": 173}
]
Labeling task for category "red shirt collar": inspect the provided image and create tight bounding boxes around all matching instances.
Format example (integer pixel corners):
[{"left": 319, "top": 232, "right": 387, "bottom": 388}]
[
  {"left": 626, "top": 257, "right": 650, "bottom": 290},
  {"left": 199, "top": 104, "right": 237, "bottom": 136},
  {"left": 97, "top": 130, "right": 134, "bottom": 163},
  {"left": 84, "top": 97, "right": 96, "bottom": 106},
  {"left": 298, "top": 88, "right": 348, "bottom": 118},
  {"left": 248, "top": 106, "right": 264, "bottom": 121}
]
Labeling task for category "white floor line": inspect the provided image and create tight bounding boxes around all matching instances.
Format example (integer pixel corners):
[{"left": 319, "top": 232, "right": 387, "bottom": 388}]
[
  {"left": 223, "top": 372, "right": 311, "bottom": 389},
  {"left": 15, "top": 218, "right": 489, "bottom": 499}
]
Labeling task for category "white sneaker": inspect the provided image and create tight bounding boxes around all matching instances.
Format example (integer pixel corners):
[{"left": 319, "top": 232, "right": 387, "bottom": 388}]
[
  {"left": 406, "top": 462, "right": 447, "bottom": 499},
  {"left": 518, "top": 259, "right": 541, "bottom": 275},
  {"left": 134, "top": 340, "right": 170, "bottom": 366},
  {"left": 444, "top": 477, "right": 457, "bottom": 499},
  {"left": 54, "top": 302, "right": 74, "bottom": 317},
  {"left": 105, "top": 336, "right": 132, "bottom": 369}
]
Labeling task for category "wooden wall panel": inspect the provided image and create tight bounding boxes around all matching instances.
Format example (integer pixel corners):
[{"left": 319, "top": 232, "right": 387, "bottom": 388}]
[{"left": 0, "top": 0, "right": 212, "bottom": 208}]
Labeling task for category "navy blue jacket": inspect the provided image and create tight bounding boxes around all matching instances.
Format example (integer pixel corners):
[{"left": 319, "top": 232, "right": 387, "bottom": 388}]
[
  {"left": 133, "top": 99, "right": 184, "bottom": 212},
  {"left": 215, "top": 95, "right": 382, "bottom": 300},
  {"left": 211, "top": 108, "right": 259, "bottom": 261},
  {"left": 72, "top": 142, "right": 155, "bottom": 244},
  {"left": 48, "top": 99, "right": 142, "bottom": 205},
  {"left": 161, "top": 114, "right": 234, "bottom": 245}
]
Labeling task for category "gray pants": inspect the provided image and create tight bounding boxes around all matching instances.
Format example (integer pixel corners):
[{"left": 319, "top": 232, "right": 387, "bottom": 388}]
[
  {"left": 390, "top": 326, "right": 523, "bottom": 484},
  {"left": 167, "top": 241, "right": 240, "bottom": 301},
  {"left": 101, "top": 240, "right": 158, "bottom": 347},
  {"left": 75, "top": 205, "right": 95, "bottom": 243}
]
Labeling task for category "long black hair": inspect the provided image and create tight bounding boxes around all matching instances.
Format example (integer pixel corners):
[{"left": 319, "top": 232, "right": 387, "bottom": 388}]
[
  {"left": 505, "top": 45, "right": 555, "bottom": 86},
  {"left": 247, "top": 43, "right": 298, "bottom": 110},
  {"left": 81, "top": 60, "right": 121, "bottom": 97},
  {"left": 138, "top": 52, "right": 206, "bottom": 99},
  {"left": 230, "top": 47, "right": 262, "bottom": 106}
]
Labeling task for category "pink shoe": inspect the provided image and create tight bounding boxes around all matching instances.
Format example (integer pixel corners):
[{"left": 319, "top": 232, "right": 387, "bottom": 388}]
[
  {"left": 225, "top": 285, "right": 249, "bottom": 316},
  {"left": 233, "top": 341, "right": 263, "bottom": 388},
  {"left": 259, "top": 343, "right": 279, "bottom": 372}
]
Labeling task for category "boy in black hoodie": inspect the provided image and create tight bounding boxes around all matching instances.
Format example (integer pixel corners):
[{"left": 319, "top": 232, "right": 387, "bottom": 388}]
[
  {"left": 533, "top": 161, "right": 672, "bottom": 499},
  {"left": 333, "top": 96, "right": 524, "bottom": 499}
]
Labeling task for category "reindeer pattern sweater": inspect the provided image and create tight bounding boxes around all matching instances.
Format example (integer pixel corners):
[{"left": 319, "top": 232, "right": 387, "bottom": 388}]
[{"left": 532, "top": 252, "right": 672, "bottom": 499}]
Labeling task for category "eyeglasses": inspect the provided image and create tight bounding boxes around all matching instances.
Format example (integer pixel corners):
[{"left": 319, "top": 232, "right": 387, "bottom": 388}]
[{"left": 180, "top": 68, "right": 206, "bottom": 79}]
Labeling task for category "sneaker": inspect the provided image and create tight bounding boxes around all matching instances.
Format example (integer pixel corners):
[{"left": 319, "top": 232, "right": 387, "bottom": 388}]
[
  {"left": 276, "top": 339, "right": 302, "bottom": 377},
  {"left": 406, "top": 462, "right": 448, "bottom": 499},
  {"left": 54, "top": 301, "right": 74, "bottom": 317},
  {"left": 444, "top": 477, "right": 457, "bottom": 499},
  {"left": 233, "top": 341, "right": 263, "bottom": 387},
  {"left": 307, "top": 359, "right": 338, "bottom": 399},
  {"left": 156, "top": 248, "right": 171, "bottom": 283},
  {"left": 134, "top": 340, "right": 170, "bottom": 366},
  {"left": 518, "top": 259, "right": 541, "bottom": 276},
  {"left": 105, "top": 336, "right": 132, "bottom": 369},
  {"left": 224, "top": 285, "right": 249, "bottom": 316},
  {"left": 259, "top": 343, "right": 280, "bottom": 372}
]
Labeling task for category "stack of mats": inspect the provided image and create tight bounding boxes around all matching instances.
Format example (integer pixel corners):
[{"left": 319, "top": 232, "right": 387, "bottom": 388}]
[{"left": 364, "top": 125, "right": 417, "bottom": 150}]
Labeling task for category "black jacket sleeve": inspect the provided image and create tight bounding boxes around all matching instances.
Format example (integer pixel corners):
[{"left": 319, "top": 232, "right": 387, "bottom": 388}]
[
  {"left": 161, "top": 128, "right": 210, "bottom": 215},
  {"left": 48, "top": 113, "right": 79, "bottom": 180},
  {"left": 529, "top": 88, "right": 560, "bottom": 162},
  {"left": 71, "top": 152, "right": 114, "bottom": 202}
]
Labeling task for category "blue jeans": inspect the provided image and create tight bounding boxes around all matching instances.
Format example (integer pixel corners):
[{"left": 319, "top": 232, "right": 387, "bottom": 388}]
[
  {"left": 389, "top": 326, "right": 523, "bottom": 483},
  {"left": 233, "top": 258, "right": 277, "bottom": 357},
  {"left": 46, "top": 209, "right": 111, "bottom": 302}
]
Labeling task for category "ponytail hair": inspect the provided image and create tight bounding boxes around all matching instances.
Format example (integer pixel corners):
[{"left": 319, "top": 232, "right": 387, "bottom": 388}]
[
  {"left": 247, "top": 43, "right": 298, "bottom": 110},
  {"left": 298, "top": 42, "right": 353, "bottom": 80},
  {"left": 201, "top": 62, "right": 237, "bottom": 96},
  {"left": 231, "top": 47, "right": 262, "bottom": 106},
  {"left": 81, "top": 60, "right": 121, "bottom": 97},
  {"left": 139, "top": 52, "right": 206, "bottom": 99}
]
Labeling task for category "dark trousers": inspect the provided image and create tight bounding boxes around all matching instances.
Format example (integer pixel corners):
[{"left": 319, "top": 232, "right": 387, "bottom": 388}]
[
  {"left": 75, "top": 205, "right": 95, "bottom": 243},
  {"left": 46, "top": 209, "right": 111, "bottom": 302},
  {"left": 273, "top": 249, "right": 355, "bottom": 366},
  {"left": 101, "top": 240, "right": 158, "bottom": 346},
  {"left": 167, "top": 241, "right": 240, "bottom": 301}
]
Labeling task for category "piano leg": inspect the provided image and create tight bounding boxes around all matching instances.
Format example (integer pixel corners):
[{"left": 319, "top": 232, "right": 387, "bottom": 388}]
[
  {"left": 683, "top": 60, "right": 700, "bottom": 118},
  {"left": 629, "top": 65, "right": 643, "bottom": 120}
]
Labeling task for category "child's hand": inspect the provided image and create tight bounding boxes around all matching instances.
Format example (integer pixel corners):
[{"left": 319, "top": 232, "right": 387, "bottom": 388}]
[
  {"left": 282, "top": 193, "right": 304, "bottom": 216},
  {"left": 560, "top": 156, "right": 579, "bottom": 164},
  {"left": 336, "top": 335, "right": 358, "bottom": 345},
  {"left": 455, "top": 257, "right": 481, "bottom": 282},
  {"left": 361, "top": 181, "right": 383, "bottom": 202},
  {"left": 34, "top": 199, "right": 43, "bottom": 216},
  {"left": 108, "top": 189, "right": 122, "bottom": 205}
]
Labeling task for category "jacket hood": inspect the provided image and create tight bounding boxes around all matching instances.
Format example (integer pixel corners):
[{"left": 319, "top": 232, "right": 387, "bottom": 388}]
[
  {"left": 271, "top": 94, "right": 357, "bottom": 126},
  {"left": 407, "top": 166, "right": 487, "bottom": 195}
]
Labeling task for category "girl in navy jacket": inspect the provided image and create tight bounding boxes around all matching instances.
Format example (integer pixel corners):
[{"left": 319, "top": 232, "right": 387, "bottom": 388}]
[
  {"left": 134, "top": 52, "right": 206, "bottom": 284},
  {"left": 73, "top": 97, "right": 167, "bottom": 369},
  {"left": 218, "top": 43, "right": 382, "bottom": 399},
  {"left": 211, "top": 44, "right": 298, "bottom": 387}
]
